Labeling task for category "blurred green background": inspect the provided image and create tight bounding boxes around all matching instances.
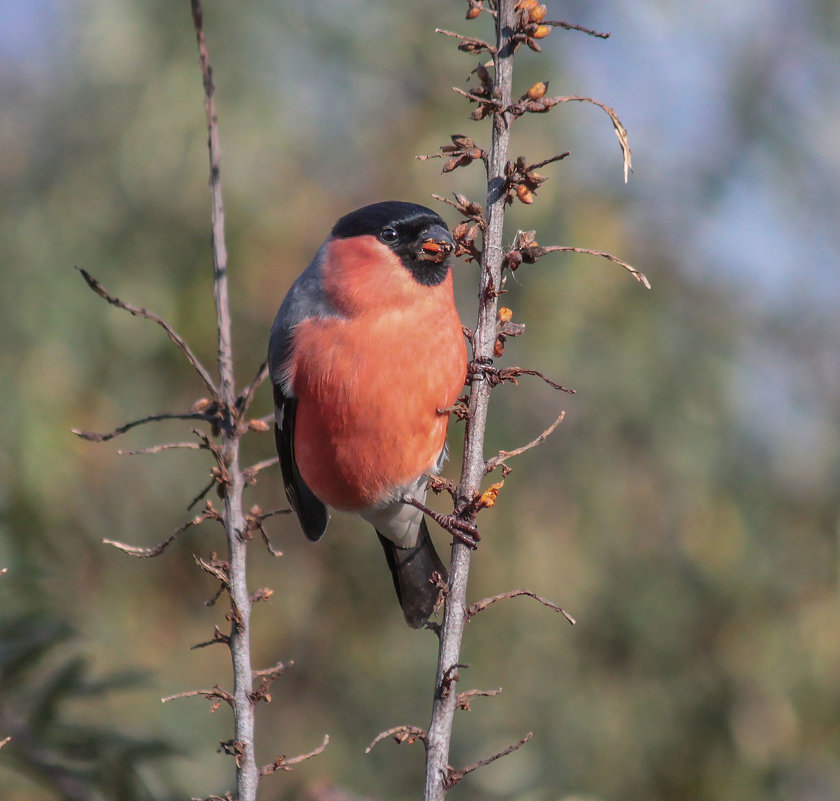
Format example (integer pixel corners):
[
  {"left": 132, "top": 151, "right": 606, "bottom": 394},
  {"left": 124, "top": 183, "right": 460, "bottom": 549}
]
[{"left": 2, "top": 1, "right": 839, "bottom": 799}]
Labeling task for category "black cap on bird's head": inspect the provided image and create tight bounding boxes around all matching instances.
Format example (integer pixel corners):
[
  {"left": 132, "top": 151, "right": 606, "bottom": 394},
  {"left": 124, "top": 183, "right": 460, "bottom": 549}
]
[{"left": 332, "top": 201, "right": 455, "bottom": 287}]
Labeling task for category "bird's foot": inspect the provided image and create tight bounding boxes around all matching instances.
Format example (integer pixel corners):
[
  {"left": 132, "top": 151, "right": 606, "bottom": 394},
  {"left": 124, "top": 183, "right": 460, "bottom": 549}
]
[
  {"left": 403, "top": 496, "right": 481, "bottom": 550},
  {"left": 435, "top": 513, "right": 481, "bottom": 549}
]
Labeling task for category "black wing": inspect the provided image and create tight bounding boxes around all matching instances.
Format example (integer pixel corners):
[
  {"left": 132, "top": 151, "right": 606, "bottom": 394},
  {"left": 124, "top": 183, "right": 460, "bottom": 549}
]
[
  {"left": 272, "top": 387, "right": 329, "bottom": 542},
  {"left": 268, "top": 243, "right": 334, "bottom": 542}
]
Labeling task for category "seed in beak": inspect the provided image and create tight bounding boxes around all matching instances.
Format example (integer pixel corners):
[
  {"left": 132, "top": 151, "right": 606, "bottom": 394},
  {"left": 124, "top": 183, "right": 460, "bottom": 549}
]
[{"left": 421, "top": 239, "right": 453, "bottom": 258}]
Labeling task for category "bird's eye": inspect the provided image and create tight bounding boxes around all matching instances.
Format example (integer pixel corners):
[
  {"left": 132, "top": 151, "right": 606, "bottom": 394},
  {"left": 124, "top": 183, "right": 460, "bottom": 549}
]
[{"left": 379, "top": 226, "right": 399, "bottom": 244}]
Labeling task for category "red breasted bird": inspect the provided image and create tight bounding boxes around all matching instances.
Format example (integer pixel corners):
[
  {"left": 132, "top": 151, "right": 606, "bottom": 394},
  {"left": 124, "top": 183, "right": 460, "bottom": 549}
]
[{"left": 268, "top": 201, "right": 467, "bottom": 627}]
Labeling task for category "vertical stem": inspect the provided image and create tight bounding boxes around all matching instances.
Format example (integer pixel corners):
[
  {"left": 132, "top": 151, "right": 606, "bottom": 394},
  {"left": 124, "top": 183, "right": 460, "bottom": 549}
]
[
  {"left": 423, "top": 3, "right": 517, "bottom": 800},
  {"left": 190, "top": 2, "right": 258, "bottom": 799}
]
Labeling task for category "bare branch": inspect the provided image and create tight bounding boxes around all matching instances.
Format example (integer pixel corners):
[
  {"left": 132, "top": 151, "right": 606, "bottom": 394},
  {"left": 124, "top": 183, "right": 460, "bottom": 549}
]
[
  {"left": 543, "top": 96, "right": 631, "bottom": 181},
  {"left": 250, "top": 660, "right": 293, "bottom": 704},
  {"left": 527, "top": 153, "right": 571, "bottom": 170},
  {"left": 103, "top": 509, "right": 219, "bottom": 558},
  {"left": 117, "top": 441, "right": 204, "bottom": 456},
  {"left": 539, "top": 244, "right": 651, "bottom": 288},
  {"left": 435, "top": 28, "right": 496, "bottom": 55},
  {"left": 456, "top": 687, "right": 502, "bottom": 711},
  {"left": 446, "top": 732, "right": 533, "bottom": 787},
  {"left": 494, "top": 366, "right": 576, "bottom": 393},
  {"left": 485, "top": 411, "right": 565, "bottom": 474},
  {"left": 242, "top": 456, "right": 278, "bottom": 482},
  {"left": 76, "top": 267, "right": 218, "bottom": 396},
  {"left": 194, "top": 553, "right": 230, "bottom": 588},
  {"left": 424, "top": 6, "right": 520, "bottom": 799},
  {"left": 190, "top": 626, "right": 230, "bottom": 650},
  {"left": 72, "top": 412, "right": 214, "bottom": 443},
  {"left": 252, "top": 660, "right": 293, "bottom": 679},
  {"left": 256, "top": 507, "right": 291, "bottom": 521},
  {"left": 255, "top": 520, "right": 284, "bottom": 557},
  {"left": 187, "top": 475, "right": 217, "bottom": 512},
  {"left": 0, "top": 736, "right": 10, "bottom": 750},
  {"left": 259, "top": 734, "right": 330, "bottom": 776},
  {"left": 545, "top": 19, "right": 610, "bottom": 39},
  {"left": 366, "top": 725, "right": 428, "bottom": 754},
  {"left": 189, "top": 4, "right": 260, "bottom": 791},
  {"left": 161, "top": 684, "right": 234, "bottom": 709},
  {"left": 467, "top": 589, "right": 575, "bottom": 625},
  {"left": 237, "top": 361, "right": 269, "bottom": 419}
]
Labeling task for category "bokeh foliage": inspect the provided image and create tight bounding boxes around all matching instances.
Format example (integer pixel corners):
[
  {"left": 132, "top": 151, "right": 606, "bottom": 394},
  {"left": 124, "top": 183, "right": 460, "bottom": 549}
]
[{"left": 2, "top": 1, "right": 839, "bottom": 800}]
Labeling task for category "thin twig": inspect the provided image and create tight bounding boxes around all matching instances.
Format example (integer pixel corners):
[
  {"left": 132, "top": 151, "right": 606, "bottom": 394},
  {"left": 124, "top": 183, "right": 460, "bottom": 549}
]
[
  {"left": 76, "top": 267, "right": 218, "bottom": 396},
  {"left": 467, "top": 589, "right": 575, "bottom": 625},
  {"left": 485, "top": 411, "right": 565, "bottom": 474},
  {"left": 435, "top": 28, "right": 496, "bottom": 54},
  {"left": 243, "top": 456, "right": 279, "bottom": 479},
  {"left": 252, "top": 660, "right": 293, "bottom": 679},
  {"left": 187, "top": 476, "right": 217, "bottom": 512},
  {"left": 528, "top": 153, "right": 571, "bottom": 170},
  {"left": 161, "top": 685, "right": 234, "bottom": 708},
  {"left": 72, "top": 412, "right": 214, "bottom": 443},
  {"left": 257, "top": 507, "right": 291, "bottom": 521},
  {"left": 237, "top": 361, "right": 269, "bottom": 418},
  {"left": 446, "top": 731, "right": 533, "bottom": 786},
  {"left": 452, "top": 85, "right": 501, "bottom": 107},
  {"left": 117, "top": 441, "right": 204, "bottom": 456},
  {"left": 191, "top": 626, "right": 230, "bottom": 650},
  {"left": 456, "top": 687, "right": 502, "bottom": 711},
  {"left": 545, "top": 19, "right": 610, "bottom": 39},
  {"left": 366, "top": 725, "right": 428, "bottom": 754},
  {"left": 103, "top": 511, "right": 218, "bottom": 558},
  {"left": 255, "top": 521, "right": 285, "bottom": 558},
  {"left": 259, "top": 734, "right": 330, "bottom": 776},
  {"left": 540, "top": 245, "right": 651, "bottom": 288},
  {"left": 536, "top": 96, "right": 631, "bottom": 182}
]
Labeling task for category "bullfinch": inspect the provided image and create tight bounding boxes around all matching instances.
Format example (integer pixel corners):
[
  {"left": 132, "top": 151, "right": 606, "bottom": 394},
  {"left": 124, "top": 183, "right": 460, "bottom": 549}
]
[{"left": 268, "top": 201, "right": 467, "bottom": 627}]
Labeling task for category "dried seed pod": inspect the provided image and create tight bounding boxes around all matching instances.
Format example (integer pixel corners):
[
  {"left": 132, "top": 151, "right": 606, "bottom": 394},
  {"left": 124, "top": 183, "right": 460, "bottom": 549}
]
[
  {"left": 533, "top": 24, "right": 552, "bottom": 39},
  {"left": 530, "top": 3, "right": 547, "bottom": 22},
  {"left": 526, "top": 81, "right": 548, "bottom": 100},
  {"left": 505, "top": 250, "right": 524, "bottom": 271},
  {"left": 477, "top": 480, "right": 504, "bottom": 509},
  {"left": 515, "top": 184, "right": 534, "bottom": 204},
  {"left": 498, "top": 307, "right": 514, "bottom": 323},
  {"left": 466, "top": 5, "right": 481, "bottom": 19},
  {"left": 516, "top": 229, "right": 539, "bottom": 249}
]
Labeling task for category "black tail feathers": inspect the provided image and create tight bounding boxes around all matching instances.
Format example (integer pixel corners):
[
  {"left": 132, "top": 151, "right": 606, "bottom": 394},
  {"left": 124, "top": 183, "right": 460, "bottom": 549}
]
[{"left": 376, "top": 518, "right": 447, "bottom": 628}]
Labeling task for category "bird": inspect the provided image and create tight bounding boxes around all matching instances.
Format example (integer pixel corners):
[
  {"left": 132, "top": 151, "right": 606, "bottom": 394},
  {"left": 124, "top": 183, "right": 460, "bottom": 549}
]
[{"left": 268, "top": 201, "right": 467, "bottom": 627}]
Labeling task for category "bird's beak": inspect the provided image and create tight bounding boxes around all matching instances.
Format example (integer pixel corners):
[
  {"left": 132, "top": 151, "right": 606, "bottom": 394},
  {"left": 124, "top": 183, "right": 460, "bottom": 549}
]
[{"left": 418, "top": 225, "right": 455, "bottom": 264}]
